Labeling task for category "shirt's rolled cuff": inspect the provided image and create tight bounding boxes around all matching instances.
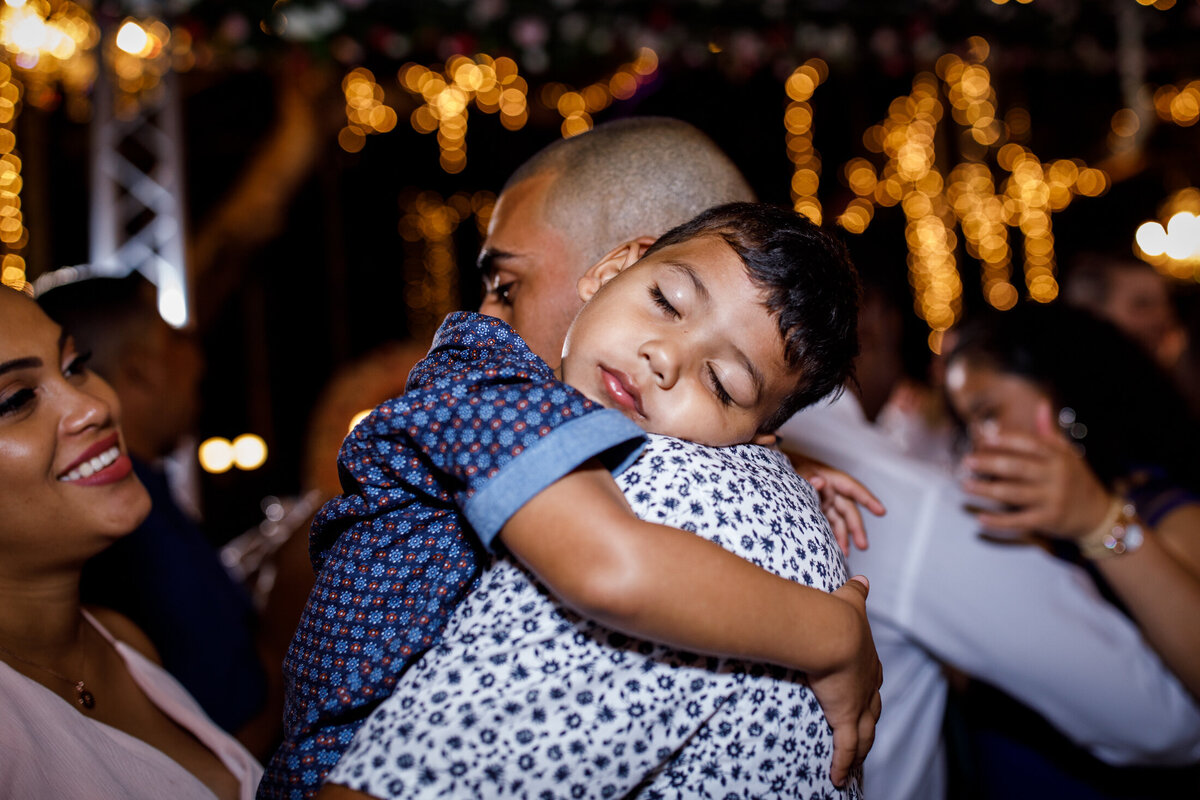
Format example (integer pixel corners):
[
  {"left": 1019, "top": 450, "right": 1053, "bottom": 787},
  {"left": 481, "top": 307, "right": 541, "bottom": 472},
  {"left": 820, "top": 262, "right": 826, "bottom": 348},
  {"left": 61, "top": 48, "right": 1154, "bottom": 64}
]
[{"left": 465, "top": 409, "right": 645, "bottom": 550}]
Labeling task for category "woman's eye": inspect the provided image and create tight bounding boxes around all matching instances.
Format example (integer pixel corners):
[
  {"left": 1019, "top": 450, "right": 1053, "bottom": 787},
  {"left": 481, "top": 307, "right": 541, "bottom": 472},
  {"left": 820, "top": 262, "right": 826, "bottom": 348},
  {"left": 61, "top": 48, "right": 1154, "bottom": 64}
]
[
  {"left": 649, "top": 285, "right": 679, "bottom": 318},
  {"left": 0, "top": 388, "right": 35, "bottom": 417},
  {"left": 708, "top": 365, "right": 734, "bottom": 407},
  {"left": 63, "top": 350, "right": 92, "bottom": 379}
]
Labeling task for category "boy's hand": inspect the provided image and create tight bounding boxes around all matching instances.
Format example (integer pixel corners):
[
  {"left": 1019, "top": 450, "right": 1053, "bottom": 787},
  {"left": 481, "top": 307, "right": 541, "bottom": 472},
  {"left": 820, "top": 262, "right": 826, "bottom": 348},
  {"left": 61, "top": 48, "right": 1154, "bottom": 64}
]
[
  {"left": 807, "top": 575, "right": 883, "bottom": 788},
  {"left": 788, "top": 453, "right": 886, "bottom": 556}
]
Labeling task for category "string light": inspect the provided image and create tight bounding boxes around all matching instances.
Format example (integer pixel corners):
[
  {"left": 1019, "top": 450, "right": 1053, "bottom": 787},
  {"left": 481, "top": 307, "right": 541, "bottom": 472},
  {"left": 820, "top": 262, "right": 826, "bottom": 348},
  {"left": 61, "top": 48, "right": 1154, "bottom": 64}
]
[
  {"left": 785, "top": 58, "right": 827, "bottom": 224},
  {"left": 540, "top": 47, "right": 658, "bottom": 139},
  {"left": 398, "top": 189, "right": 495, "bottom": 336},
  {"left": 398, "top": 54, "right": 526, "bottom": 173},
  {"left": 1135, "top": 187, "right": 1200, "bottom": 280},
  {"left": 339, "top": 67, "right": 396, "bottom": 153},
  {"left": 1153, "top": 79, "right": 1200, "bottom": 127},
  {"left": 105, "top": 15, "right": 172, "bottom": 118},
  {"left": 836, "top": 37, "right": 1109, "bottom": 338},
  {"left": 0, "top": 60, "right": 23, "bottom": 290}
]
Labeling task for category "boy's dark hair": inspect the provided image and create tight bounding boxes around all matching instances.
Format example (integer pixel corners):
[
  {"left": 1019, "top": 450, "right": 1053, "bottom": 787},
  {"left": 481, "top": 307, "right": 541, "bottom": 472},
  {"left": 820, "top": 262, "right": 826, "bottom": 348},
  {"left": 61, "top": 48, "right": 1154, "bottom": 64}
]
[{"left": 645, "top": 202, "right": 860, "bottom": 432}]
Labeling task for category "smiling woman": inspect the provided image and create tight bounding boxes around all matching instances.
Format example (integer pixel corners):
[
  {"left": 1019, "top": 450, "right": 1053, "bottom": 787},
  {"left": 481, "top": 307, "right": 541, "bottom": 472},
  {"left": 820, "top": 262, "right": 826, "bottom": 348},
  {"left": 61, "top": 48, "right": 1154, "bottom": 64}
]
[{"left": 0, "top": 286, "right": 263, "bottom": 799}]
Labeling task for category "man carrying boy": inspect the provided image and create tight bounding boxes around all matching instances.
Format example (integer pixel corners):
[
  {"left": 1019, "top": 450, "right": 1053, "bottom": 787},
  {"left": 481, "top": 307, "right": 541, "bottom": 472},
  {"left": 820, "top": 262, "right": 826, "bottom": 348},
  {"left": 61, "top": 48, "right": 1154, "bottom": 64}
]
[
  {"left": 318, "top": 202, "right": 869, "bottom": 799},
  {"left": 262, "top": 119, "right": 880, "bottom": 800}
]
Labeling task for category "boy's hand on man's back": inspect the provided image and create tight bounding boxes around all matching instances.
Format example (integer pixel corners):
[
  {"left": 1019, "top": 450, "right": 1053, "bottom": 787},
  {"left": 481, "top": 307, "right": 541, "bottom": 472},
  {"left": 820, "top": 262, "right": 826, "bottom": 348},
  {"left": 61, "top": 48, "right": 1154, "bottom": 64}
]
[
  {"left": 807, "top": 575, "right": 883, "bottom": 788},
  {"left": 786, "top": 452, "right": 886, "bottom": 557}
]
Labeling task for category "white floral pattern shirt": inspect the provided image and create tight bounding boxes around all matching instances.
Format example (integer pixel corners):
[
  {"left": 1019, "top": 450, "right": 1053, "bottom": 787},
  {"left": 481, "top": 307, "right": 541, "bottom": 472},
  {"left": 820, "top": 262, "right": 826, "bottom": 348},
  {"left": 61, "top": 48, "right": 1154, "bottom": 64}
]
[{"left": 328, "top": 435, "right": 861, "bottom": 799}]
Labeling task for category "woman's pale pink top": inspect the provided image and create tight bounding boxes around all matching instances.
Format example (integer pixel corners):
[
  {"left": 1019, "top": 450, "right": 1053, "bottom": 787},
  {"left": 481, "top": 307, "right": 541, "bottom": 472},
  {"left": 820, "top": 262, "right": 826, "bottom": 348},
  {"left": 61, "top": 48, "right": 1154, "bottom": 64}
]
[{"left": 0, "top": 609, "right": 263, "bottom": 799}]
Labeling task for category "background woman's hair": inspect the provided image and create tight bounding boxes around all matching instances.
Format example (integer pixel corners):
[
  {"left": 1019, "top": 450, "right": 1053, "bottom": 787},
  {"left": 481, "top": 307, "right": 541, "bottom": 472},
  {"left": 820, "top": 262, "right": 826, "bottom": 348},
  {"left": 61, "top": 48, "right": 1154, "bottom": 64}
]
[{"left": 948, "top": 301, "right": 1200, "bottom": 492}]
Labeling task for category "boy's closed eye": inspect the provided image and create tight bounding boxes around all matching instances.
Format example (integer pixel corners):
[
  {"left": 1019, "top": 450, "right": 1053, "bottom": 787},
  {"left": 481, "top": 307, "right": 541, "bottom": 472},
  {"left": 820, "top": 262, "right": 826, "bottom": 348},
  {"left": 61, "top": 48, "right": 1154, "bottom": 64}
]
[{"left": 649, "top": 285, "right": 678, "bottom": 318}]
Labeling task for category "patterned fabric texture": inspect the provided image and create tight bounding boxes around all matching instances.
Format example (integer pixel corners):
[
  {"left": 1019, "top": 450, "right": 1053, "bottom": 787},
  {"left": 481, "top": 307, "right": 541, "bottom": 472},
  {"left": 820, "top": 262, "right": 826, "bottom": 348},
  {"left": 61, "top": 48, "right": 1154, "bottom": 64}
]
[
  {"left": 259, "top": 312, "right": 643, "bottom": 800},
  {"left": 329, "top": 435, "right": 861, "bottom": 799}
]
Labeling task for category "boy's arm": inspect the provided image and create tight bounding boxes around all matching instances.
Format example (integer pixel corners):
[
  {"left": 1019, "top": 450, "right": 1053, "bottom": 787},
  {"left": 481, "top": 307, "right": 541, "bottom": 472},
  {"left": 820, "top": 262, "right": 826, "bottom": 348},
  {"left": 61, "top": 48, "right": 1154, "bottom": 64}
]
[{"left": 498, "top": 459, "right": 883, "bottom": 786}]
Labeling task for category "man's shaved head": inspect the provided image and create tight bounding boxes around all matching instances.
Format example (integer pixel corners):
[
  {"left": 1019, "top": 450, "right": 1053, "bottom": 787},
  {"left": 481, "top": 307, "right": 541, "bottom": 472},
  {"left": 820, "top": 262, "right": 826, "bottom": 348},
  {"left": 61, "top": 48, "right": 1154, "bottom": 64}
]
[
  {"left": 480, "top": 117, "right": 755, "bottom": 366},
  {"left": 506, "top": 117, "right": 756, "bottom": 271}
]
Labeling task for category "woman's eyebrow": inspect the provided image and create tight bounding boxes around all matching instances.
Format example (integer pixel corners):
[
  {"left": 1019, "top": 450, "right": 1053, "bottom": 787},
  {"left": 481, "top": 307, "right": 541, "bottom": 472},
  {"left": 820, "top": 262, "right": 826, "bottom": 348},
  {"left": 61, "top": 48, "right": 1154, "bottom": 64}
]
[
  {"left": 0, "top": 331, "right": 67, "bottom": 376},
  {"left": 0, "top": 356, "right": 41, "bottom": 376}
]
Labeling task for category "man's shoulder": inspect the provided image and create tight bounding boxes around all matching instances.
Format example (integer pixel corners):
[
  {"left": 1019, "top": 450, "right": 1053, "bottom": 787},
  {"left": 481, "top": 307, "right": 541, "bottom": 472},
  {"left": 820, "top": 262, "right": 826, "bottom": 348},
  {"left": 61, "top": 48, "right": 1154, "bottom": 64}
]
[
  {"left": 617, "top": 437, "right": 843, "bottom": 590},
  {"left": 618, "top": 435, "right": 820, "bottom": 521},
  {"left": 625, "top": 435, "right": 803, "bottom": 483}
]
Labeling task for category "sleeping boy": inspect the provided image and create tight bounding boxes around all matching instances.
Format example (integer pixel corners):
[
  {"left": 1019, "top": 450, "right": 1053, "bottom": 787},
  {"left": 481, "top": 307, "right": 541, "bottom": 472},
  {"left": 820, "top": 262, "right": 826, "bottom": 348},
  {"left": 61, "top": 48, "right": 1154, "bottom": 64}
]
[{"left": 307, "top": 202, "right": 878, "bottom": 799}]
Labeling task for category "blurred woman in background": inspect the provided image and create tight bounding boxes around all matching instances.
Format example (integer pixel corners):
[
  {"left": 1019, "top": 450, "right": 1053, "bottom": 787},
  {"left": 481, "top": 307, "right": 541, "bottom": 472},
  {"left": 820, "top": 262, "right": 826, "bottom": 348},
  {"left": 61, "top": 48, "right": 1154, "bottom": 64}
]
[{"left": 944, "top": 301, "right": 1200, "bottom": 798}]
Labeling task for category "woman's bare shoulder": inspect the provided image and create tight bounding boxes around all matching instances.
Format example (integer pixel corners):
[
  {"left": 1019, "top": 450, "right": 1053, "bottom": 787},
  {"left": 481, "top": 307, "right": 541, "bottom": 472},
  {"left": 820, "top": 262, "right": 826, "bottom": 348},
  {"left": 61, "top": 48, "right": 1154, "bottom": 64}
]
[{"left": 83, "top": 606, "right": 162, "bottom": 664}]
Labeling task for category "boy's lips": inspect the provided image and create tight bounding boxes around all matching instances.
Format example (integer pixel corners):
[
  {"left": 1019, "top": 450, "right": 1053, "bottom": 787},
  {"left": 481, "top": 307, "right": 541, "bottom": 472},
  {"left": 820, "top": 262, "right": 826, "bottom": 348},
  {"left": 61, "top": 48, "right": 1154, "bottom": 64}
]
[
  {"left": 57, "top": 432, "right": 133, "bottom": 486},
  {"left": 599, "top": 366, "right": 645, "bottom": 417}
]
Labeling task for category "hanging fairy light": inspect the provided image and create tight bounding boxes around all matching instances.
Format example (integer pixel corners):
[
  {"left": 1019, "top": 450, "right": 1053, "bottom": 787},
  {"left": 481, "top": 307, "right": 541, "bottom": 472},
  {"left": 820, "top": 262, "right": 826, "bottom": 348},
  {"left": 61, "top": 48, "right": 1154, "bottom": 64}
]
[
  {"left": 1153, "top": 78, "right": 1200, "bottom": 127},
  {"left": 398, "top": 190, "right": 495, "bottom": 336},
  {"left": 339, "top": 67, "right": 397, "bottom": 153},
  {"left": 0, "top": 60, "right": 25, "bottom": 291},
  {"left": 837, "top": 36, "right": 1110, "bottom": 340},
  {"left": 540, "top": 47, "right": 658, "bottom": 139},
  {"left": 785, "top": 58, "right": 827, "bottom": 225},
  {"left": 0, "top": 0, "right": 98, "bottom": 290},
  {"left": 399, "top": 54, "right": 526, "bottom": 173},
  {"left": 105, "top": 15, "right": 172, "bottom": 118}
]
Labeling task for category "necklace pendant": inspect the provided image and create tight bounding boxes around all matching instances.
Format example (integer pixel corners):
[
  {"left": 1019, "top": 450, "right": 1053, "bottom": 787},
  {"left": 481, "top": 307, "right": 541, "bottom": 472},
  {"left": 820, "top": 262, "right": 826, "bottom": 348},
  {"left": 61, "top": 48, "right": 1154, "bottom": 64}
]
[{"left": 75, "top": 681, "right": 95, "bottom": 710}]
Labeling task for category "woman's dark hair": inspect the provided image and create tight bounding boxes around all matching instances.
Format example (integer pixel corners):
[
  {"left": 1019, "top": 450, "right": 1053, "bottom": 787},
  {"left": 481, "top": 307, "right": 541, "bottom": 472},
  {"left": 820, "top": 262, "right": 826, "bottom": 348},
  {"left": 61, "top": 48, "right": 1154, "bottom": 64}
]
[{"left": 948, "top": 301, "right": 1200, "bottom": 492}]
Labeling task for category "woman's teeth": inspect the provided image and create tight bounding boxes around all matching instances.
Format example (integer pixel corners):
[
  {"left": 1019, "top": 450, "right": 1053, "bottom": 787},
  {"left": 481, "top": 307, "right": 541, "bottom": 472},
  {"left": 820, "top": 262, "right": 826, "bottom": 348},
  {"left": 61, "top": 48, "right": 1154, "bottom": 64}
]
[{"left": 60, "top": 446, "right": 120, "bottom": 482}]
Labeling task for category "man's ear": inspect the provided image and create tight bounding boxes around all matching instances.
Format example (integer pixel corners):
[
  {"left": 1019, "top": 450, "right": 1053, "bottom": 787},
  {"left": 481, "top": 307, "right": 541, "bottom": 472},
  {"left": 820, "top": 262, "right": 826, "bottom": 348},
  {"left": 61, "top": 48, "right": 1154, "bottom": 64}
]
[
  {"left": 576, "top": 236, "right": 658, "bottom": 302},
  {"left": 751, "top": 431, "right": 781, "bottom": 446}
]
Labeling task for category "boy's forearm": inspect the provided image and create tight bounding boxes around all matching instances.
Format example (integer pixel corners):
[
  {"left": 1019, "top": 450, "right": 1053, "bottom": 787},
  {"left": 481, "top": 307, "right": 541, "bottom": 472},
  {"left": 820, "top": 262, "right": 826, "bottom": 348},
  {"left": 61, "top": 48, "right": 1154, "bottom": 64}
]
[{"left": 499, "top": 461, "right": 856, "bottom": 674}]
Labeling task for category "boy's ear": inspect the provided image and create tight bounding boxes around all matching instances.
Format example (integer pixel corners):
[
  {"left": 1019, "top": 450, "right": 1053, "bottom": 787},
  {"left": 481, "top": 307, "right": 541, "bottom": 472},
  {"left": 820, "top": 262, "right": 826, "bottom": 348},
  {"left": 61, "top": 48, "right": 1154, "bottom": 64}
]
[{"left": 576, "top": 236, "right": 658, "bottom": 302}]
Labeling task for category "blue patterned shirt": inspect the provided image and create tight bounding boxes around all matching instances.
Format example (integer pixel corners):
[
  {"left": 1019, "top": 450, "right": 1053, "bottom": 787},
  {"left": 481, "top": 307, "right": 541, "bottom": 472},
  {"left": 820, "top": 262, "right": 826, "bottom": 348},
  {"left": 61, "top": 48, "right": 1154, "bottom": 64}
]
[{"left": 259, "top": 312, "right": 644, "bottom": 799}]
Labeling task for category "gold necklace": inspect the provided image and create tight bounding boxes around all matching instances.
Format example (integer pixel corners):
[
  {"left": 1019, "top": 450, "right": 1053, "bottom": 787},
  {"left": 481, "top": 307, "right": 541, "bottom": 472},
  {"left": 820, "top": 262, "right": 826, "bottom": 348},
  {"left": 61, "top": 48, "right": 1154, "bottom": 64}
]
[{"left": 0, "top": 616, "right": 95, "bottom": 709}]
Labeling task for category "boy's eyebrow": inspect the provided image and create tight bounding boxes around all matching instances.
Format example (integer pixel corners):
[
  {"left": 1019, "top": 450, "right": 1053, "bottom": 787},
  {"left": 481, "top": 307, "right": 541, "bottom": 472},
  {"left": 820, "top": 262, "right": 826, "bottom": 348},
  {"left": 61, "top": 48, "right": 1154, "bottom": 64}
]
[
  {"left": 667, "top": 262, "right": 711, "bottom": 305},
  {"left": 738, "top": 349, "right": 765, "bottom": 402}
]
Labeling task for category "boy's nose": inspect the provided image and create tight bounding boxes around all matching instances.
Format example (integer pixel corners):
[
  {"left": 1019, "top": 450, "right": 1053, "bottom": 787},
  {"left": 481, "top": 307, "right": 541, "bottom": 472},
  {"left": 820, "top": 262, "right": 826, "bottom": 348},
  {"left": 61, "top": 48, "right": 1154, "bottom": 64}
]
[{"left": 640, "top": 339, "right": 680, "bottom": 389}]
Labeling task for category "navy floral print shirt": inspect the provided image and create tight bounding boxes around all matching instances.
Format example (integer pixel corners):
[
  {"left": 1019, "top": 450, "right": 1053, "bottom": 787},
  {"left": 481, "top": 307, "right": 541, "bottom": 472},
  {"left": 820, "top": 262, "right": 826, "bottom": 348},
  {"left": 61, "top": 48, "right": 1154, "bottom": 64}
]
[{"left": 258, "top": 313, "right": 644, "bottom": 799}]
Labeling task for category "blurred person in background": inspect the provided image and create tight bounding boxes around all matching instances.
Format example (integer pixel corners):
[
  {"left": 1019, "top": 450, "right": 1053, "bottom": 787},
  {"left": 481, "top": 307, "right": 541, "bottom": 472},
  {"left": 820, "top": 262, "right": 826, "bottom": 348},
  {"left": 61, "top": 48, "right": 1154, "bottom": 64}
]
[{"left": 944, "top": 301, "right": 1200, "bottom": 798}]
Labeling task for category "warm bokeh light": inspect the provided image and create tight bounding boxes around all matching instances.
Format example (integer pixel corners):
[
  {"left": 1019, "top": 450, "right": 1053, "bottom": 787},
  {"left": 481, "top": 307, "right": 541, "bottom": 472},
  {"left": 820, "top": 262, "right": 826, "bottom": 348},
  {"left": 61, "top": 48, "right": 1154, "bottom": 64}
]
[
  {"left": 397, "top": 54, "right": 528, "bottom": 170},
  {"left": 198, "top": 437, "right": 235, "bottom": 474},
  {"left": 232, "top": 434, "right": 268, "bottom": 471},
  {"left": 541, "top": 47, "right": 657, "bottom": 139},
  {"left": 837, "top": 37, "right": 1110, "bottom": 336},
  {"left": 115, "top": 20, "right": 148, "bottom": 56},
  {"left": 785, "top": 59, "right": 826, "bottom": 223},
  {"left": 348, "top": 409, "right": 371, "bottom": 434},
  {"left": 1133, "top": 189, "right": 1200, "bottom": 280}
]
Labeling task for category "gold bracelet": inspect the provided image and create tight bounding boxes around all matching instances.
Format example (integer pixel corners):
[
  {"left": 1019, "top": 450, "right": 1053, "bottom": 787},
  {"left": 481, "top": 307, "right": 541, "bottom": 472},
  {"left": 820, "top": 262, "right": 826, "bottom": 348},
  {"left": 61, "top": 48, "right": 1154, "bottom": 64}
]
[{"left": 1077, "top": 496, "right": 1146, "bottom": 560}]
